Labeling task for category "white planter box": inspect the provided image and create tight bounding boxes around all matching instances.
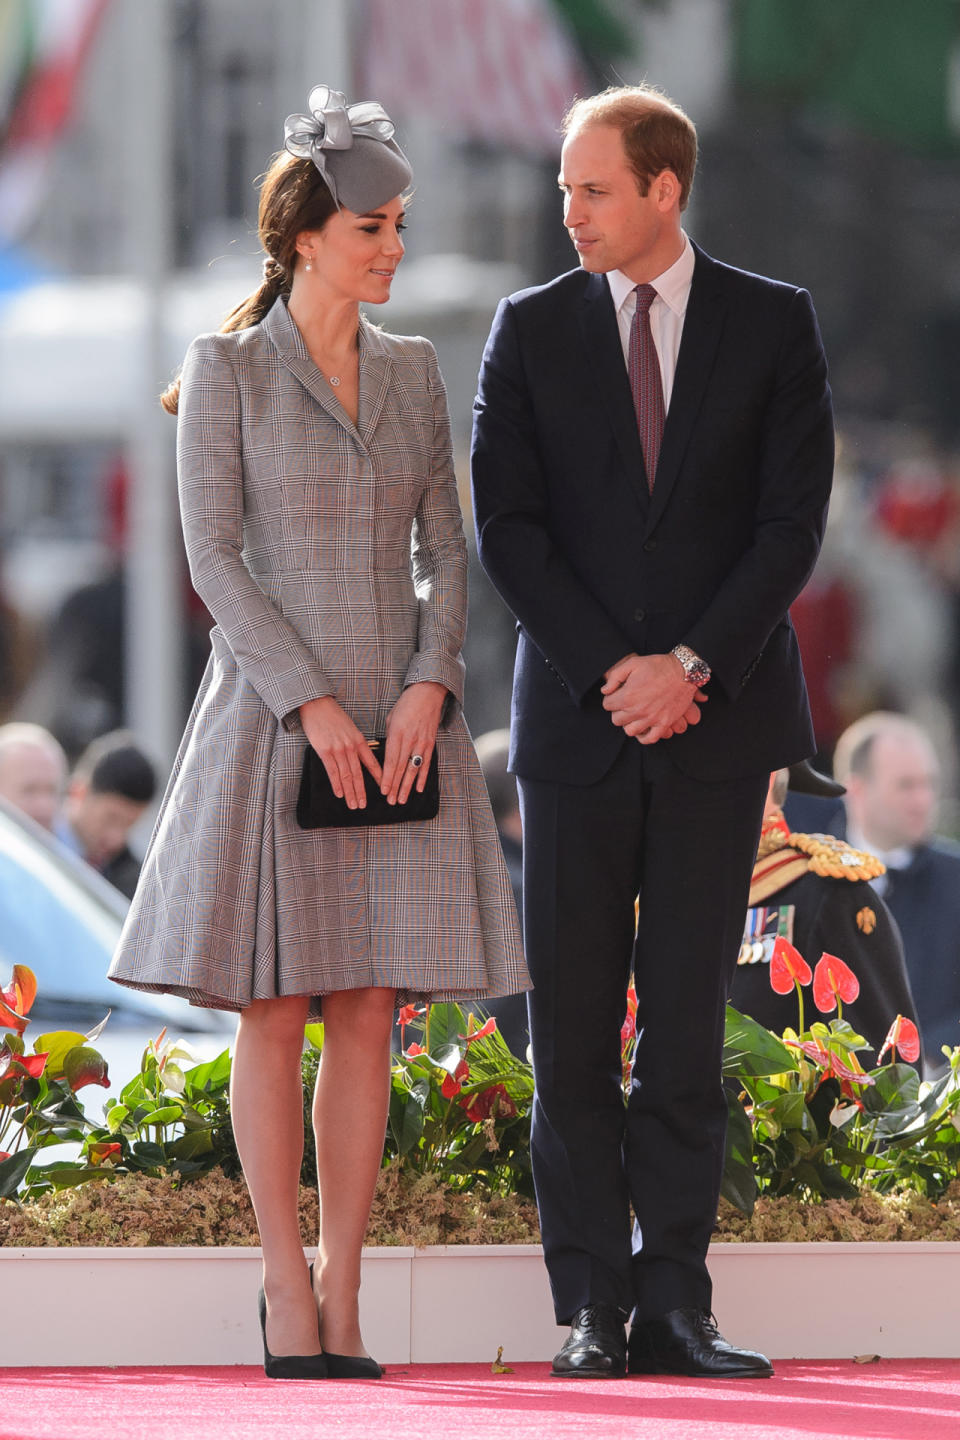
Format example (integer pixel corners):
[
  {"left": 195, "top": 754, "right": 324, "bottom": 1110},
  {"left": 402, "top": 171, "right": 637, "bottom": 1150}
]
[{"left": 3, "top": 1241, "right": 959, "bottom": 1366}]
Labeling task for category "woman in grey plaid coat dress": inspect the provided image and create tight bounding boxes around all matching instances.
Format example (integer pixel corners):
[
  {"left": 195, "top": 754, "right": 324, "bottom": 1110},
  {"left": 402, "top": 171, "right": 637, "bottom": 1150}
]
[{"left": 109, "top": 89, "right": 528, "bottom": 1378}]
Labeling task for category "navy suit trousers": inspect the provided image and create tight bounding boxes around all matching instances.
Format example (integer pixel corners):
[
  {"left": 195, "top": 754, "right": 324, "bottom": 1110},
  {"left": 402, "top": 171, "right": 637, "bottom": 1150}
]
[{"left": 519, "top": 740, "right": 767, "bottom": 1324}]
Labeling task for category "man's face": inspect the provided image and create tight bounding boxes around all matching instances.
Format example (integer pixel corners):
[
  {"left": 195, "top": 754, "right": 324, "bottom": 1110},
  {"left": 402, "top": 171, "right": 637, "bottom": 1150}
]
[
  {"left": 0, "top": 744, "right": 64, "bottom": 830},
  {"left": 69, "top": 787, "right": 146, "bottom": 868},
  {"left": 849, "top": 733, "right": 939, "bottom": 851},
  {"left": 558, "top": 124, "right": 671, "bottom": 281}
]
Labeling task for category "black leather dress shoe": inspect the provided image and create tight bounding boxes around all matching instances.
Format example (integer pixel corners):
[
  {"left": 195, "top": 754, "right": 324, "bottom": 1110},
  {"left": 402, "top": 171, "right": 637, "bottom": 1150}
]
[
  {"left": 551, "top": 1304, "right": 627, "bottom": 1378},
  {"left": 628, "top": 1309, "right": 773, "bottom": 1378}
]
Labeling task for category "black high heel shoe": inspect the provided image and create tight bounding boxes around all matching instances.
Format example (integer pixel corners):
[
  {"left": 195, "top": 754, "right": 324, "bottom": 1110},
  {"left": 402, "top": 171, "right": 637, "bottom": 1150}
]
[
  {"left": 258, "top": 1286, "right": 328, "bottom": 1380},
  {"left": 308, "top": 1262, "right": 383, "bottom": 1379},
  {"left": 323, "top": 1352, "right": 383, "bottom": 1380}
]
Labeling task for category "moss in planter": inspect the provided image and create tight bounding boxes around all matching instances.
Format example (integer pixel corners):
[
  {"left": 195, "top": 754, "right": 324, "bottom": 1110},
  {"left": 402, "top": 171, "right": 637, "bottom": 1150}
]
[
  {"left": 0, "top": 1162, "right": 539, "bottom": 1248},
  {"left": 713, "top": 1182, "right": 960, "bottom": 1242},
  {"left": 0, "top": 1171, "right": 316, "bottom": 1247},
  {"left": 7, "top": 1170, "right": 960, "bottom": 1248},
  {"left": 365, "top": 1164, "right": 540, "bottom": 1246}
]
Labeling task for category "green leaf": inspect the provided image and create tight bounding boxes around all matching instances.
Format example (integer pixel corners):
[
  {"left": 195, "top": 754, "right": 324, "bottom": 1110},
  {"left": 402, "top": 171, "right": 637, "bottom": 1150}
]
[
  {"left": 826, "top": 1018, "right": 870, "bottom": 1052},
  {"left": 424, "top": 1003, "right": 471, "bottom": 1055},
  {"left": 395, "top": 1078, "right": 429, "bottom": 1157},
  {"left": 0, "top": 1146, "right": 38, "bottom": 1197},
  {"left": 182, "top": 1049, "right": 232, "bottom": 1096},
  {"left": 144, "top": 1104, "right": 185, "bottom": 1127},
  {"left": 864, "top": 1062, "right": 921, "bottom": 1114},
  {"left": 25, "top": 1161, "right": 109, "bottom": 1192},
  {"left": 721, "top": 1091, "right": 756, "bottom": 1214},
  {"left": 32, "top": 1031, "right": 89, "bottom": 1078},
  {"left": 767, "top": 1090, "right": 808, "bottom": 1132},
  {"left": 723, "top": 1006, "right": 799, "bottom": 1077},
  {"left": 167, "top": 1129, "right": 214, "bottom": 1159},
  {"left": 303, "top": 1024, "right": 325, "bottom": 1052},
  {"left": 105, "top": 1104, "right": 130, "bottom": 1135}
]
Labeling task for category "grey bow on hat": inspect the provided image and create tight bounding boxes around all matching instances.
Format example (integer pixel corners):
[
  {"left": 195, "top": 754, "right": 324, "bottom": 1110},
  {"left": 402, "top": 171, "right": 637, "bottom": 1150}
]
[{"left": 283, "top": 84, "right": 410, "bottom": 212}]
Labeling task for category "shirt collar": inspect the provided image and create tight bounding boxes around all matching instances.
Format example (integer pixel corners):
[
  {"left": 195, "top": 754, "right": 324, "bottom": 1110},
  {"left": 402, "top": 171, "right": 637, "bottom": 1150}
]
[
  {"left": 847, "top": 827, "right": 914, "bottom": 872},
  {"left": 606, "top": 232, "right": 695, "bottom": 318}
]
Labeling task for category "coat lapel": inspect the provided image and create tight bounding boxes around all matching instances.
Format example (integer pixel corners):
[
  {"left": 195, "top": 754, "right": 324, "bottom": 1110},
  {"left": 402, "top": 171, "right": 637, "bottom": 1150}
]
[
  {"left": 262, "top": 298, "right": 392, "bottom": 446},
  {"left": 356, "top": 317, "right": 393, "bottom": 441},
  {"left": 578, "top": 273, "right": 650, "bottom": 512},
  {"left": 644, "top": 244, "right": 726, "bottom": 534}
]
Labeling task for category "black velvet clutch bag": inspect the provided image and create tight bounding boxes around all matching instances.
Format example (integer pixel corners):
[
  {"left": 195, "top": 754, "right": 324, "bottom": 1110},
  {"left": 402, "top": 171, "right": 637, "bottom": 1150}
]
[{"left": 296, "top": 738, "right": 440, "bottom": 829}]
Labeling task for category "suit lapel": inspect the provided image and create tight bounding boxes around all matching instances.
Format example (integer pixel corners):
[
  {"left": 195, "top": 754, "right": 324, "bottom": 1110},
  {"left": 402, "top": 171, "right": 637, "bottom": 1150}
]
[
  {"left": 578, "top": 273, "right": 650, "bottom": 512},
  {"left": 645, "top": 245, "right": 726, "bottom": 533}
]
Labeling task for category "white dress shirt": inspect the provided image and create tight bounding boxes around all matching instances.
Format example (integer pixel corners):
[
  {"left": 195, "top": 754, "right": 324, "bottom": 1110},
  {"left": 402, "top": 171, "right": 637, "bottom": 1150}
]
[
  {"left": 605, "top": 232, "right": 695, "bottom": 408},
  {"left": 847, "top": 828, "right": 914, "bottom": 899}
]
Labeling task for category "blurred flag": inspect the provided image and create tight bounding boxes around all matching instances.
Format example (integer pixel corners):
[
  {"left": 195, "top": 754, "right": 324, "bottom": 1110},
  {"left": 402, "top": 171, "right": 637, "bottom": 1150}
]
[
  {"left": 0, "top": 0, "right": 110, "bottom": 242},
  {"left": 358, "top": 0, "right": 591, "bottom": 156}
]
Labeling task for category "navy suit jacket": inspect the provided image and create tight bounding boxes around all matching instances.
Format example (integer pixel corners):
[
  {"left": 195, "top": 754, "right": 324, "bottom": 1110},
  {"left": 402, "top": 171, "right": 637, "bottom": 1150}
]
[{"left": 471, "top": 244, "right": 835, "bottom": 784}]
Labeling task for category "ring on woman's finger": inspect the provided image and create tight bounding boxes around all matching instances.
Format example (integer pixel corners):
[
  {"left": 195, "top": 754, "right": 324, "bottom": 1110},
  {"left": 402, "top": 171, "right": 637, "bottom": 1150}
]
[{"left": 409, "top": 754, "right": 424, "bottom": 768}]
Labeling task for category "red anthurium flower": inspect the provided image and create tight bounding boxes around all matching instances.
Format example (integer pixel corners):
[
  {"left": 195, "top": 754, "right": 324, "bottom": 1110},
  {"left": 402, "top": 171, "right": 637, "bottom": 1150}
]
[
  {"left": 404, "top": 1042, "right": 425, "bottom": 1057},
  {"left": 440, "top": 1058, "right": 470, "bottom": 1099},
  {"left": 460, "top": 1017, "right": 497, "bottom": 1044},
  {"left": 88, "top": 1142, "right": 122, "bottom": 1167},
  {"left": 461, "top": 1083, "right": 517, "bottom": 1123},
  {"left": 0, "top": 965, "right": 38, "bottom": 1036},
  {"left": 878, "top": 1014, "right": 921, "bottom": 1066},
  {"left": 812, "top": 953, "right": 860, "bottom": 1014},
  {"left": 63, "top": 1048, "right": 109, "bottom": 1091},
  {"left": 769, "top": 937, "right": 812, "bottom": 995},
  {"left": 786, "top": 1037, "right": 831, "bottom": 1067},
  {"left": 827, "top": 1052, "right": 873, "bottom": 1086},
  {"left": 0, "top": 1151, "right": 9, "bottom": 1162},
  {"left": 13, "top": 1052, "right": 48, "bottom": 1080}
]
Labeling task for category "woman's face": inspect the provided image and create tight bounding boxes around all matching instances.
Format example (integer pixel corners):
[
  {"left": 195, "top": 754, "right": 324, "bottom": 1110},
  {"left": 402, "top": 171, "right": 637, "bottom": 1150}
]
[{"left": 300, "top": 194, "right": 406, "bottom": 305}]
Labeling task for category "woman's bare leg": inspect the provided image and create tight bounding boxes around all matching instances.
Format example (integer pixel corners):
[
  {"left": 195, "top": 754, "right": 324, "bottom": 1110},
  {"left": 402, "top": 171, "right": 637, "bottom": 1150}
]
[
  {"left": 311, "top": 986, "right": 395, "bottom": 1356},
  {"left": 230, "top": 995, "right": 321, "bottom": 1357}
]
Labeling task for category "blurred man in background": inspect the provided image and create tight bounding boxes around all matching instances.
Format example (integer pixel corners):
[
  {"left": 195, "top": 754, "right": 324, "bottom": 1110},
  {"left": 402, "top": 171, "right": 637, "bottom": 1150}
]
[
  {"left": 56, "top": 730, "right": 157, "bottom": 898},
  {"left": 0, "top": 721, "right": 67, "bottom": 830},
  {"left": 834, "top": 712, "right": 960, "bottom": 1074}
]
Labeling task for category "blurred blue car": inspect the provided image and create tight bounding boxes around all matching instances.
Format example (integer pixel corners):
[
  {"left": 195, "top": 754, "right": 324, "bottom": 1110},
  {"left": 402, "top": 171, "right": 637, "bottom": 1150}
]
[{"left": 0, "top": 798, "right": 234, "bottom": 1098}]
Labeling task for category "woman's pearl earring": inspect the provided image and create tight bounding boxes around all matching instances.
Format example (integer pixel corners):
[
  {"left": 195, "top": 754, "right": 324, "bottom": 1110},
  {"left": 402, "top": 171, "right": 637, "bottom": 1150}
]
[{"left": 304, "top": 256, "right": 313, "bottom": 272}]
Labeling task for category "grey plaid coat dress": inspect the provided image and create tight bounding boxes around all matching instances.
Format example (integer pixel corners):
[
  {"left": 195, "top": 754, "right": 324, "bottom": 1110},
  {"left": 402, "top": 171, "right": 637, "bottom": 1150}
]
[{"left": 109, "top": 298, "right": 528, "bottom": 1016}]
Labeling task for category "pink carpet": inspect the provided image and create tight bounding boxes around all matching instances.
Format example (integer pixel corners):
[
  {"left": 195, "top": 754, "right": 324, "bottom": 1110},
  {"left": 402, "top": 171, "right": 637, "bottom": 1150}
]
[{"left": 4, "top": 1360, "right": 960, "bottom": 1440}]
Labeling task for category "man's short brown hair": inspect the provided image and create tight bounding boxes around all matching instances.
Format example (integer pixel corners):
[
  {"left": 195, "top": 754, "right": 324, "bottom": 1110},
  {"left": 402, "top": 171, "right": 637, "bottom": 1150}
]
[{"left": 562, "top": 84, "right": 698, "bottom": 211}]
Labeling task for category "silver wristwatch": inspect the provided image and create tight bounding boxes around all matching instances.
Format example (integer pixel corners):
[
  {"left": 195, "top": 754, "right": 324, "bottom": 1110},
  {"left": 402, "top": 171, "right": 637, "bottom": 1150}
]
[{"left": 671, "top": 643, "right": 711, "bottom": 687}]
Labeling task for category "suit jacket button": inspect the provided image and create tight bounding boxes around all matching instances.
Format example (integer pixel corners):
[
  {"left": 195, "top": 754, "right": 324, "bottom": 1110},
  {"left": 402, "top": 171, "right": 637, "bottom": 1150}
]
[
  {"left": 634, "top": 608, "right": 646, "bottom": 622},
  {"left": 643, "top": 538, "right": 658, "bottom": 552}
]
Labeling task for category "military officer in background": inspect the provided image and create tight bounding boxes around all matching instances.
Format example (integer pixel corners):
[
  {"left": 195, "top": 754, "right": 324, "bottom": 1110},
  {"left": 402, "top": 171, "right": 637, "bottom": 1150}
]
[{"left": 730, "top": 765, "right": 920, "bottom": 1063}]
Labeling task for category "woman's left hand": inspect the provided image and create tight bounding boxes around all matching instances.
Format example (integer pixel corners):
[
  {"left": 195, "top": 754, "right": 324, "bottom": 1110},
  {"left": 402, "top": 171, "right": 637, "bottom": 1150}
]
[{"left": 382, "top": 681, "right": 448, "bottom": 804}]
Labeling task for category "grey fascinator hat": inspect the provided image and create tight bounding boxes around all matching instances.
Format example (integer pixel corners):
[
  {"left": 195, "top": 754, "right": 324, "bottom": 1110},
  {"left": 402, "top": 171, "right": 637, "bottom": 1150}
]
[{"left": 283, "top": 84, "right": 412, "bottom": 212}]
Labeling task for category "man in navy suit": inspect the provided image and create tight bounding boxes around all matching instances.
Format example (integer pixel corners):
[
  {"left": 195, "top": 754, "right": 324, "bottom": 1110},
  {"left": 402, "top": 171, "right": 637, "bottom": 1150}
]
[
  {"left": 471, "top": 84, "right": 834, "bottom": 1379},
  {"left": 832, "top": 712, "right": 960, "bottom": 1076}
]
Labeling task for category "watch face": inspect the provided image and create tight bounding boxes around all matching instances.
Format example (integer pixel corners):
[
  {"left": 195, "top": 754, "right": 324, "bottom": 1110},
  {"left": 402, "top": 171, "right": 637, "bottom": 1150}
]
[{"left": 674, "top": 646, "right": 709, "bottom": 684}]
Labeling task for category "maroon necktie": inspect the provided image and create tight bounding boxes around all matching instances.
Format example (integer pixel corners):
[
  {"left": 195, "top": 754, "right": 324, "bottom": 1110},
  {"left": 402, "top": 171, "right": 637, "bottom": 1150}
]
[{"left": 628, "top": 283, "right": 665, "bottom": 492}]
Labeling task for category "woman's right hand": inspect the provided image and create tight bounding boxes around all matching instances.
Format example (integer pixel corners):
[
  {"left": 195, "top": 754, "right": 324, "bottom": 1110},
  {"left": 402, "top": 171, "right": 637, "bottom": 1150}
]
[{"left": 299, "top": 696, "right": 383, "bottom": 810}]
